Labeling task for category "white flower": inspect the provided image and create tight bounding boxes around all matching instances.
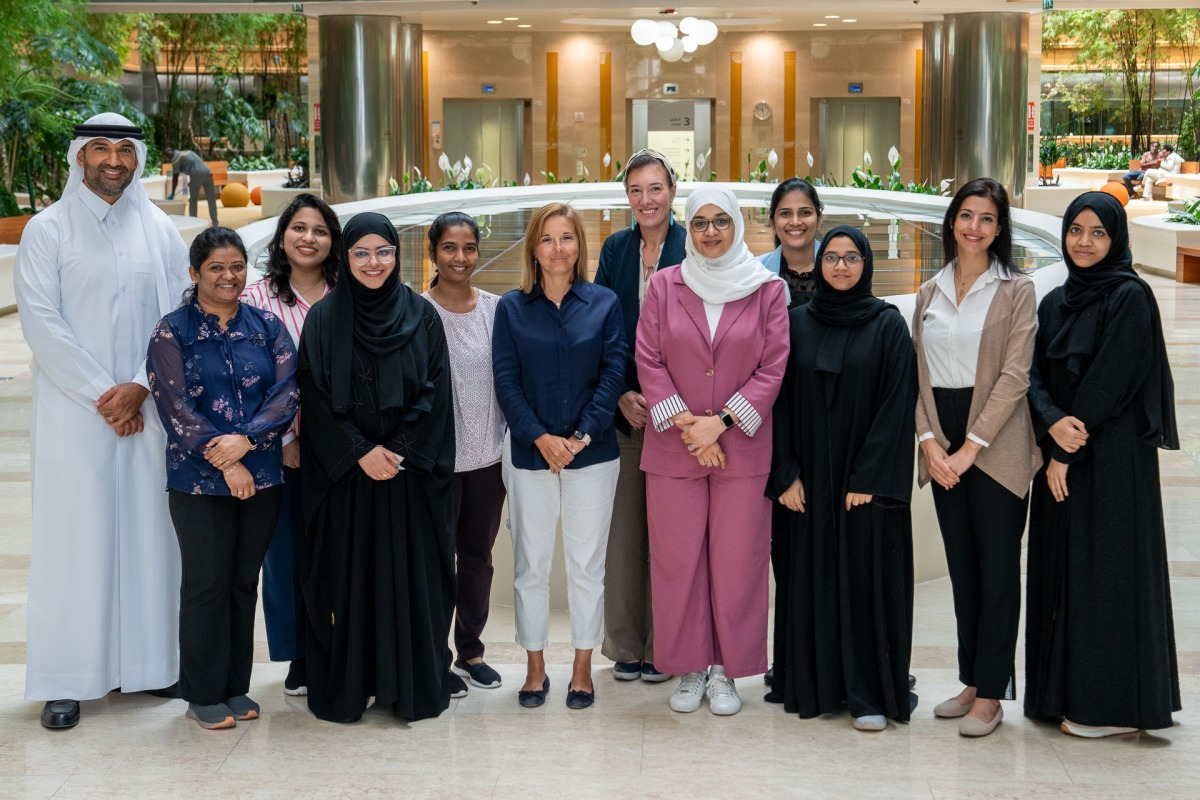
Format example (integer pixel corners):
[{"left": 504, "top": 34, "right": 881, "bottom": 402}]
[
  {"left": 524, "top": 172, "right": 531, "bottom": 186},
  {"left": 767, "top": 149, "right": 779, "bottom": 169},
  {"left": 863, "top": 151, "right": 873, "bottom": 168},
  {"left": 696, "top": 151, "right": 707, "bottom": 171},
  {"left": 807, "top": 151, "right": 814, "bottom": 169},
  {"left": 438, "top": 152, "right": 451, "bottom": 173},
  {"left": 888, "top": 146, "right": 900, "bottom": 167},
  {"left": 603, "top": 152, "right": 611, "bottom": 168}
]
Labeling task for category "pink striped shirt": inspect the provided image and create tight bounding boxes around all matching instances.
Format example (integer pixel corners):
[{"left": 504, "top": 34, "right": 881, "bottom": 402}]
[{"left": 241, "top": 277, "right": 330, "bottom": 444}]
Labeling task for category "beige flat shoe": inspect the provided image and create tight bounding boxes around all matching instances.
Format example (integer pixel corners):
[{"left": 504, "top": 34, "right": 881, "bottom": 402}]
[
  {"left": 933, "top": 696, "right": 973, "bottom": 718},
  {"left": 959, "top": 705, "right": 1003, "bottom": 737},
  {"left": 1060, "top": 719, "right": 1139, "bottom": 738}
]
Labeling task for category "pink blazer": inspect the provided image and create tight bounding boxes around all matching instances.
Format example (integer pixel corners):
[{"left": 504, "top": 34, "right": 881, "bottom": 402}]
[{"left": 635, "top": 265, "right": 789, "bottom": 478}]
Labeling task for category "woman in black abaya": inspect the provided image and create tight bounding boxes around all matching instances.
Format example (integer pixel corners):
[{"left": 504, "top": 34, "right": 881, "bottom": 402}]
[
  {"left": 767, "top": 226, "right": 917, "bottom": 732},
  {"left": 297, "top": 212, "right": 456, "bottom": 723},
  {"left": 1024, "top": 192, "right": 1180, "bottom": 738}
]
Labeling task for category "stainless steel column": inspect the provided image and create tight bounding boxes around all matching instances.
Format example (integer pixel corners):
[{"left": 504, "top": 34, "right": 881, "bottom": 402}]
[
  {"left": 943, "top": 12, "right": 1029, "bottom": 204},
  {"left": 920, "top": 21, "right": 944, "bottom": 187},
  {"left": 319, "top": 16, "right": 423, "bottom": 204}
]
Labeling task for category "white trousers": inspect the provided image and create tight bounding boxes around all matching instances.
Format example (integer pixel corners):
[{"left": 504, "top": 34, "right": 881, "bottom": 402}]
[
  {"left": 1142, "top": 168, "right": 1175, "bottom": 197},
  {"left": 502, "top": 434, "right": 620, "bottom": 651}
]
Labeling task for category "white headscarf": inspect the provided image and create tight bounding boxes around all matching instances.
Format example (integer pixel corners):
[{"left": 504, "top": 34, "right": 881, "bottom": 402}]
[
  {"left": 679, "top": 185, "right": 782, "bottom": 305},
  {"left": 65, "top": 112, "right": 181, "bottom": 313}
]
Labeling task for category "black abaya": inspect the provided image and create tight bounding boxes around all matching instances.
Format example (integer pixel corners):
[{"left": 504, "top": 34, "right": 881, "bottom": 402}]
[
  {"left": 1024, "top": 281, "right": 1180, "bottom": 730},
  {"left": 767, "top": 304, "right": 917, "bottom": 721},
  {"left": 297, "top": 295, "right": 456, "bottom": 723}
]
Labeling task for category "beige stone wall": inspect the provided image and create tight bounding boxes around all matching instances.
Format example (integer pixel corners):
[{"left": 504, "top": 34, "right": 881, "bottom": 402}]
[{"left": 422, "top": 28, "right": 923, "bottom": 184}]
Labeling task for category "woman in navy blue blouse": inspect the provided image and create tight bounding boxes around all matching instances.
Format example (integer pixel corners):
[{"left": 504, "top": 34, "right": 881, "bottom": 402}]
[
  {"left": 493, "top": 202, "right": 626, "bottom": 710},
  {"left": 147, "top": 226, "right": 299, "bottom": 730}
]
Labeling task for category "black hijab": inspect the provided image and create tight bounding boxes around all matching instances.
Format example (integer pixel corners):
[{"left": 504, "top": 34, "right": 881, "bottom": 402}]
[
  {"left": 807, "top": 226, "right": 892, "bottom": 373},
  {"left": 329, "top": 212, "right": 434, "bottom": 417},
  {"left": 1049, "top": 192, "right": 1177, "bottom": 449}
]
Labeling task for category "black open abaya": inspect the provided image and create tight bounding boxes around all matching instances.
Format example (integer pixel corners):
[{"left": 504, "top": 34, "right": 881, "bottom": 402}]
[{"left": 297, "top": 213, "right": 456, "bottom": 723}]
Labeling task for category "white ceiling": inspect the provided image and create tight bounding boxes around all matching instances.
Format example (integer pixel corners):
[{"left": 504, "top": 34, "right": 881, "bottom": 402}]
[{"left": 86, "top": 1, "right": 1200, "bottom": 33}]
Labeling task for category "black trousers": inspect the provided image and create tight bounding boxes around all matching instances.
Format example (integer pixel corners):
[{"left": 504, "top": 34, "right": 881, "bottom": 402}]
[
  {"left": 930, "top": 388, "right": 1027, "bottom": 700},
  {"left": 769, "top": 501, "right": 791, "bottom": 675},
  {"left": 169, "top": 487, "right": 282, "bottom": 705},
  {"left": 450, "top": 463, "right": 506, "bottom": 661}
]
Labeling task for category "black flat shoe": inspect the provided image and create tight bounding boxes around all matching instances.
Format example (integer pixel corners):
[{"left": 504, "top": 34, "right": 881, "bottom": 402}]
[
  {"left": 566, "top": 686, "right": 595, "bottom": 710},
  {"left": 764, "top": 665, "right": 775, "bottom": 688},
  {"left": 518, "top": 676, "right": 549, "bottom": 708},
  {"left": 763, "top": 687, "right": 784, "bottom": 704},
  {"left": 908, "top": 674, "right": 917, "bottom": 691},
  {"left": 40, "top": 699, "right": 80, "bottom": 729}
]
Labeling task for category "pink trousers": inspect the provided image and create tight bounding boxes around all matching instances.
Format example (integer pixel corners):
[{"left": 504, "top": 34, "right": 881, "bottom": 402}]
[{"left": 645, "top": 471, "right": 771, "bottom": 679}]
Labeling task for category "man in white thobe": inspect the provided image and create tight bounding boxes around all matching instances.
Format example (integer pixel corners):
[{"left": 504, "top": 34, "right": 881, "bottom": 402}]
[
  {"left": 16, "top": 113, "right": 190, "bottom": 729},
  {"left": 1141, "top": 143, "right": 1185, "bottom": 200}
]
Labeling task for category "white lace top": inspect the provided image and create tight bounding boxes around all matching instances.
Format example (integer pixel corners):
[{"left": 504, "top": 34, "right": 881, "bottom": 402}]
[{"left": 423, "top": 289, "right": 506, "bottom": 472}]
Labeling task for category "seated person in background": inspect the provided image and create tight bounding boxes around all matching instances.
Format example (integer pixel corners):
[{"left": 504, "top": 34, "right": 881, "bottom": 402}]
[
  {"left": 1121, "top": 141, "right": 1161, "bottom": 196},
  {"left": 1139, "top": 143, "right": 1184, "bottom": 200}
]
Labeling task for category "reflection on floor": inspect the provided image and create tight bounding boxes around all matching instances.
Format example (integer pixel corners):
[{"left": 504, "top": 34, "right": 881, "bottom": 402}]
[{"left": 0, "top": 273, "right": 1197, "bottom": 799}]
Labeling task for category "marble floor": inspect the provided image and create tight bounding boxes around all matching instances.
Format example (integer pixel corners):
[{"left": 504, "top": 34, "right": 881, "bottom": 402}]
[{"left": 0, "top": 273, "right": 1198, "bottom": 799}]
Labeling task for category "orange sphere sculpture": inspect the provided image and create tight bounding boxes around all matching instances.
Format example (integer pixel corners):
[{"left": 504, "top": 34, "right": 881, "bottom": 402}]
[
  {"left": 249, "top": 186, "right": 263, "bottom": 206},
  {"left": 1099, "top": 180, "right": 1130, "bottom": 207},
  {"left": 221, "top": 181, "right": 250, "bottom": 208}
]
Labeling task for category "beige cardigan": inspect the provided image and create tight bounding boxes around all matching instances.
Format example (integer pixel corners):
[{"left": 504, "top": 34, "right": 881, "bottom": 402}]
[{"left": 912, "top": 267, "right": 1043, "bottom": 498}]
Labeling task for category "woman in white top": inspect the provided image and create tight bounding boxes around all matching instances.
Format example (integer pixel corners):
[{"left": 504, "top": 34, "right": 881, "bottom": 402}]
[
  {"left": 241, "top": 193, "right": 340, "bottom": 697},
  {"left": 421, "top": 212, "right": 507, "bottom": 696},
  {"left": 910, "top": 178, "right": 1040, "bottom": 737}
]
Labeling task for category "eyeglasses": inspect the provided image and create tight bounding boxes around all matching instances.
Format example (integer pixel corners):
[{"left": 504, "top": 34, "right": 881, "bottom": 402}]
[
  {"left": 689, "top": 216, "right": 733, "bottom": 233},
  {"left": 348, "top": 246, "right": 397, "bottom": 265},
  {"left": 821, "top": 252, "right": 864, "bottom": 267}
]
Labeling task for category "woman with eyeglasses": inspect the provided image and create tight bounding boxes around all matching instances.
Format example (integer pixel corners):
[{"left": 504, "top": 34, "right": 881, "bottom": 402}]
[
  {"left": 767, "top": 226, "right": 917, "bottom": 732},
  {"left": 911, "top": 179, "right": 1040, "bottom": 737},
  {"left": 296, "top": 212, "right": 456, "bottom": 724},
  {"left": 635, "top": 186, "right": 789, "bottom": 716}
]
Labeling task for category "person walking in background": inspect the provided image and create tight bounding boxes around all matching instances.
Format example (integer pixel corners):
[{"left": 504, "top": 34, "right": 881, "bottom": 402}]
[
  {"left": 241, "top": 193, "right": 341, "bottom": 698},
  {"left": 165, "top": 146, "right": 219, "bottom": 225},
  {"left": 593, "top": 149, "right": 686, "bottom": 685}
]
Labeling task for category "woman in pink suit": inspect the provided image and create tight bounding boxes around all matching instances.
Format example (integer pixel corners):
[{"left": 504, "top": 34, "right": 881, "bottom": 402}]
[{"left": 635, "top": 185, "right": 789, "bottom": 717}]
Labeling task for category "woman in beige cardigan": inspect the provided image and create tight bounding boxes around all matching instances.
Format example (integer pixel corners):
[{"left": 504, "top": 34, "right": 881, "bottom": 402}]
[{"left": 912, "top": 178, "right": 1041, "bottom": 737}]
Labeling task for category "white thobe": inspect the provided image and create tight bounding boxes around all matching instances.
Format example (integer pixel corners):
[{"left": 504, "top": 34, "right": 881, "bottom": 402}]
[{"left": 16, "top": 187, "right": 190, "bottom": 700}]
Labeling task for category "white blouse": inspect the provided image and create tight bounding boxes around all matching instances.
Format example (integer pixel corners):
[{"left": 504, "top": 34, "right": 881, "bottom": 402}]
[
  {"left": 423, "top": 289, "right": 506, "bottom": 472},
  {"left": 919, "top": 260, "right": 1010, "bottom": 447}
]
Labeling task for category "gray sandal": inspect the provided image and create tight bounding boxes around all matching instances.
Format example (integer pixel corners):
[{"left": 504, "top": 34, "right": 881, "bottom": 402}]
[{"left": 186, "top": 702, "right": 236, "bottom": 729}]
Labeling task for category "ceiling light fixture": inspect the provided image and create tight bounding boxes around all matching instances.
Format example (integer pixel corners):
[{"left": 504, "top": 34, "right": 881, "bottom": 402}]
[
  {"left": 504, "top": 17, "right": 518, "bottom": 21},
  {"left": 843, "top": 19, "right": 857, "bottom": 23},
  {"left": 631, "top": 15, "right": 718, "bottom": 62},
  {"left": 518, "top": 24, "right": 531, "bottom": 28},
  {"left": 813, "top": 23, "right": 827, "bottom": 27},
  {"left": 487, "top": 20, "right": 502, "bottom": 25}
]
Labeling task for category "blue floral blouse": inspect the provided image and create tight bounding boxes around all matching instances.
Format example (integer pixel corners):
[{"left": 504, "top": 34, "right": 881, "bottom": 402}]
[{"left": 147, "top": 300, "right": 299, "bottom": 495}]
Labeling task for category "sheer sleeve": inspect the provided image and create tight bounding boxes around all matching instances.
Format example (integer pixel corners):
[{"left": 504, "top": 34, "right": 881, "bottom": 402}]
[{"left": 146, "top": 318, "right": 222, "bottom": 454}]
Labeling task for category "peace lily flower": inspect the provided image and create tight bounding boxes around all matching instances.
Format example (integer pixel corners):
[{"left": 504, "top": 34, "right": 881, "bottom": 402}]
[
  {"left": 524, "top": 172, "right": 531, "bottom": 186},
  {"left": 463, "top": 155, "right": 473, "bottom": 176},
  {"left": 438, "top": 152, "right": 451, "bottom": 173},
  {"left": 863, "top": 151, "right": 873, "bottom": 168},
  {"left": 766, "top": 149, "right": 779, "bottom": 169},
  {"left": 888, "top": 146, "right": 900, "bottom": 168},
  {"left": 603, "top": 152, "right": 612, "bottom": 168},
  {"left": 807, "top": 151, "right": 814, "bottom": 169}
]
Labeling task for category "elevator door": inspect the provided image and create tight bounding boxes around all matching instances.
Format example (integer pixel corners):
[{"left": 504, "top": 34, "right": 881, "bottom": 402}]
[
  {"left": 819, "top": 98, "right": 901, "bottom": 186},
  {"left": 631, "top": 99, "right": 713, "bottom": 181},
  {"left": 442, "top": 99, "right": 525, "bottom": 186}
]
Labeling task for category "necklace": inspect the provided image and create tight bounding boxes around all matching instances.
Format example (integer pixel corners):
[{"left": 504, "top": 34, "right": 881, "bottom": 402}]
[{"left": 292, "top": 277, "right": 325, "bottom": 294}]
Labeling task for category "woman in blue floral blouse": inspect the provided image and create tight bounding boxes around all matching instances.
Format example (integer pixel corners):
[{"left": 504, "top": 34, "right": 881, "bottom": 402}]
[{"left": 147, "top": 226, "right": 299, "bottom": 730}]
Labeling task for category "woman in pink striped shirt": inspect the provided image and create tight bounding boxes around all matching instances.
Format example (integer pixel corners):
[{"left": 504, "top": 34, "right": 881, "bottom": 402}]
[{"left": 241, "top": 193, "right": 341, "bottom": 696}]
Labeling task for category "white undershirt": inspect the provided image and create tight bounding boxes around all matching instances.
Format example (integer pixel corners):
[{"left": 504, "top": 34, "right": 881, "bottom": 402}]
[
  {"left": 702, "top": 300, "right": 723, "bottom": 340},
  {"left": 919, "top": 259, "right": 1009, "bottom": 446}
]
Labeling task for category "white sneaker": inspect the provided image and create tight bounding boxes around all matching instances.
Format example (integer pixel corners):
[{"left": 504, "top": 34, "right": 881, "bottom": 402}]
[
  {"left": 706, "top": 674, "right": 742, "bottom": 716},
  {"left": 669, "top": 671, "right": 708, "bottom": 713},
  {"left": 853, "top": 714, "right": 887, "bottom": 731}
]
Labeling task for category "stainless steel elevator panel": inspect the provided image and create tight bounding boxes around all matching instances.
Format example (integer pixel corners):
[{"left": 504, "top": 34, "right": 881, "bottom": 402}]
[
  {"left": 819, "top": 98, "right": 901, "bottom": 186},
  {"left": 442, "top": 100, "right": 525, "bottom": 187},
  {"left": 319, "top": 16, "right": 423, "bottom": 204}
]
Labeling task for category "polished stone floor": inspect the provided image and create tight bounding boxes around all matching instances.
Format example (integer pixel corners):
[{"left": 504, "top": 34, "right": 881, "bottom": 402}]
[{"left": 0, "top": 273, "right": 1198, "bottom": 799}]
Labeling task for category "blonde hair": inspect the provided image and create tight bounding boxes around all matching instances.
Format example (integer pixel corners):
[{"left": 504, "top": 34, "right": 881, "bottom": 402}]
[{"left": 520, "top": 203, "right": 589, "bottom": 293}]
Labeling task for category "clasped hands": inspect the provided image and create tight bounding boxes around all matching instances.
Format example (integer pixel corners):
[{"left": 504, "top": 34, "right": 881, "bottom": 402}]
[
  {"left": 534, "top": 433, "right": 587, "bottom": 474},
  {"left": 358, "top": 446, "right": 404, "bottom": 481},
  {"left": 671, "top": 410, "right": 727, "bottom": 469},
  {"left": 920, "top": 437, "right": 983, "bottom": 491},
  {"left": 205, "top": 433, "right": 256, "bottom": 499},
  {"left": 96, "top": 383, "right": 149, "bottom": 438}
]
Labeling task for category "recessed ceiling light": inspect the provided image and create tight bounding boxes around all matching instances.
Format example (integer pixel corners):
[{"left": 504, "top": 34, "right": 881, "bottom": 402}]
[
  {"left": 813, "top": 23, "right": 827, "bottom": 27},
  {"left": 843, "top": 19, "right": 857, "bottom": 23},
  {"left": 825, "top": 15, "right": 840, "bottom": 19},
  {"left": 504, "top": 17, "right": 519, "bottom": 21},
  {"left": 518, "top": 24, "right": 531, "bottom": 28},
  {"left": 487, "top": 20, "right": 502, "bottom": 24}
]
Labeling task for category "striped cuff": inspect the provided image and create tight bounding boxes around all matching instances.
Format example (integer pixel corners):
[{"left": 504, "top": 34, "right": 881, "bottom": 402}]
[
  {"left": 651, "top": 394, "right": 688, "bottom": 433},
  {"left": 726, "top": 392, "right": 762, "bottom": 437},
  {"left": 966, "top": 432, "right": 991, "bottom": 448}
]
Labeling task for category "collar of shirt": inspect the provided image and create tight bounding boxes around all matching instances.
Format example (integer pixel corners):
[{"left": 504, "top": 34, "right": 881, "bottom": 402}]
[
  {"left": 184, "top": 298, "right": 248, "bottom": 340},
  {"left": 77, "top": 184, "right": 125, "bottom": 223},
  {"left": 935, "top": 258, "right": 1010, "bottom": 305},
  {"left": 522, "top": 280, "right": 591, "bottom": 306}
]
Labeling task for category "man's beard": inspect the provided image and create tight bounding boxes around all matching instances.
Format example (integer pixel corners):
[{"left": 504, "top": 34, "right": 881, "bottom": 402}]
[{"left": 83, "top": 163, "right": 134, "bottom": 197}]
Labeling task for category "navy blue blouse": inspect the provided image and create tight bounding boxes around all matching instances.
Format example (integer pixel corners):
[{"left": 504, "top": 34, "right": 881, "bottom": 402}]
[
  {"left": 147, "top": 300, "right": 299, "bottom": 495},
  {"left": 492, "top": 280, "right": 626, "bottom": 471}
]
